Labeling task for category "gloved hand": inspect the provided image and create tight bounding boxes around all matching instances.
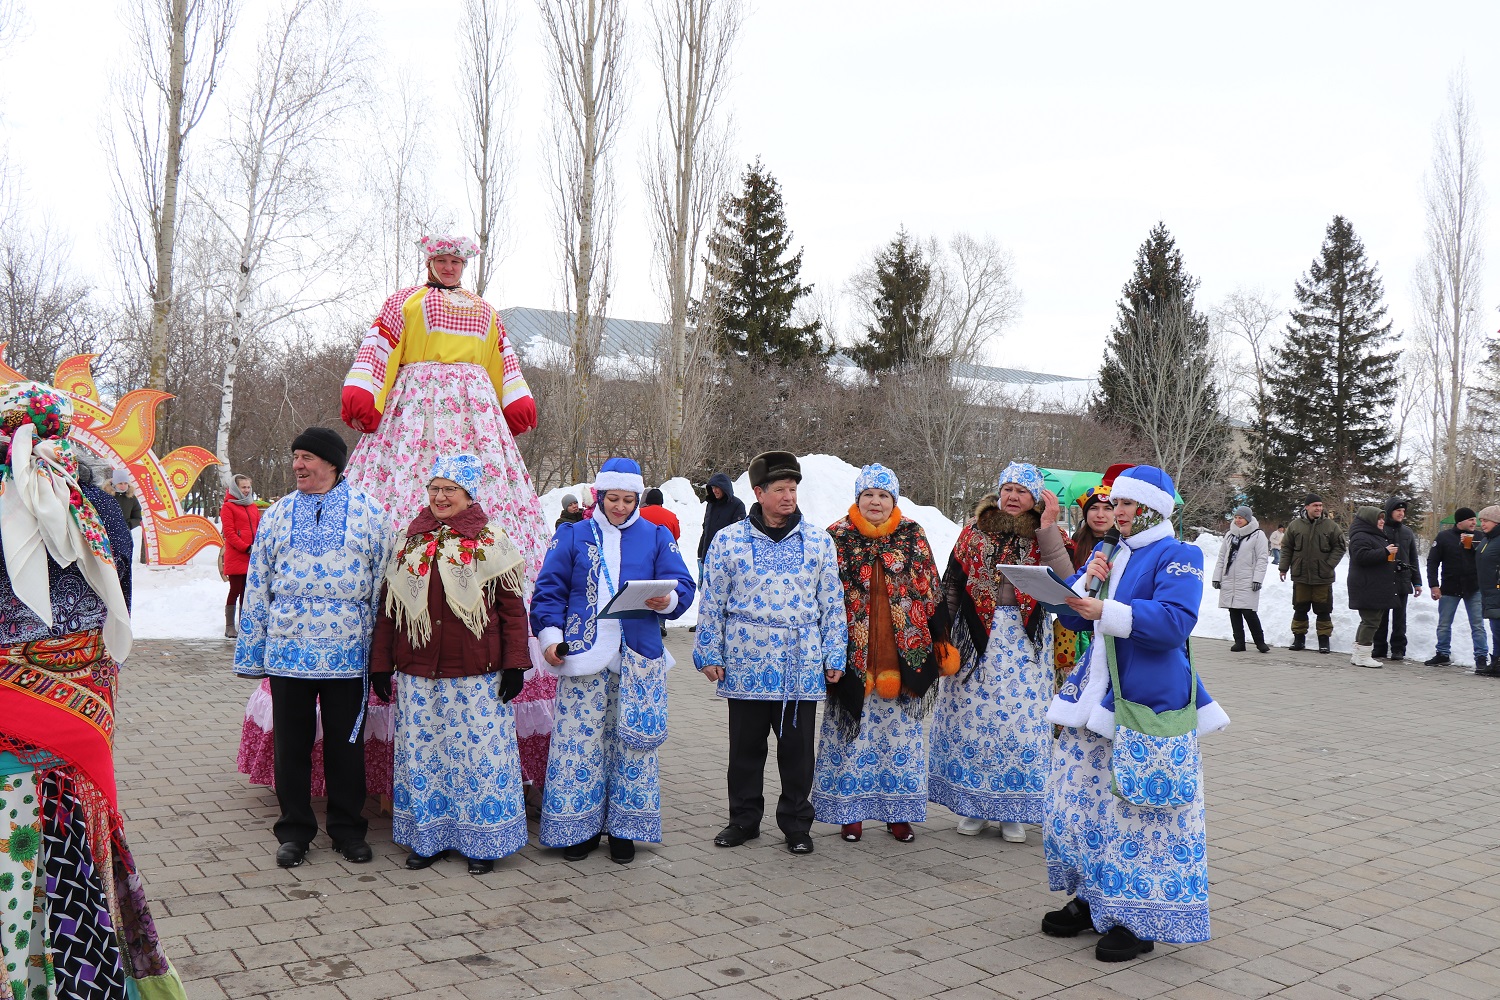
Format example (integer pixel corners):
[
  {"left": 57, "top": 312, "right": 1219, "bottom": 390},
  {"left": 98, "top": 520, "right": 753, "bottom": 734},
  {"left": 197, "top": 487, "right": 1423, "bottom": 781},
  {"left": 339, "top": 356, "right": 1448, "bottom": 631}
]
[
  {"left": 1251, "top": 582, "right": 1261, "bottom": 592},
  {"left": 499, "top": 669, "right": 526, "bottom": 704},
  {"left": 370, "top": 672, "right": 393, "bottom": 703},
  {"left": 1211, "top": 581, "right": 1221, "bottom": 589},
  {"left": 341, "top": 385, "right": 380, "bottom": 434},
  {"left": 502, "top": 396, "right": 537, "bottom": 437}
]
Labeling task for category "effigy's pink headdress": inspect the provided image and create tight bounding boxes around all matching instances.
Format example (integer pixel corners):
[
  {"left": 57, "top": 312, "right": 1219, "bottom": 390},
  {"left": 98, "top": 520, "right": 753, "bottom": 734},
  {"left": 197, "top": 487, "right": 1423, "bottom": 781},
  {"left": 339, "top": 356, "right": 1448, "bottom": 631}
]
[{"left": 418, "top": 234, "right": 481, "bottom": 262}]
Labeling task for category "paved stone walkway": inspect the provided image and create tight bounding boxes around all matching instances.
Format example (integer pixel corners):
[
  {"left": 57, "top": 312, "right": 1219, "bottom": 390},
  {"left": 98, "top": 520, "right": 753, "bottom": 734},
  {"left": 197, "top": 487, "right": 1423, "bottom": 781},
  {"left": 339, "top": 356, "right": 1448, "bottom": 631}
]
[{"left": 115, "top": 633, "right": 1500, "bottom": 1000}]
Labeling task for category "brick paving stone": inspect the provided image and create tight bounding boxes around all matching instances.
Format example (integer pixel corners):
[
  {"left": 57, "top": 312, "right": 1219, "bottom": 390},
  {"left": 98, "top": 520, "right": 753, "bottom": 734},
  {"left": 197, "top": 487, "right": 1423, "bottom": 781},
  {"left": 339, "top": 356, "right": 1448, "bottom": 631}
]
[{"left": 106, "top": 635, "right": 1500, "bottom": 1000}]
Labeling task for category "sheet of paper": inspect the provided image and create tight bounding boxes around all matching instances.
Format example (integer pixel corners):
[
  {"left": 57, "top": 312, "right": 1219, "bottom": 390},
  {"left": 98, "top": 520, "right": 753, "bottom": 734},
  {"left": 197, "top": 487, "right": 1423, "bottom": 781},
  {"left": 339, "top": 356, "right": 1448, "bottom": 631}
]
[
  {"left": 996, "top": 564, "right": 1079, "bottom": 609},
  {"left": 599, "top": 579, "right": 679, "bottom": 618}
]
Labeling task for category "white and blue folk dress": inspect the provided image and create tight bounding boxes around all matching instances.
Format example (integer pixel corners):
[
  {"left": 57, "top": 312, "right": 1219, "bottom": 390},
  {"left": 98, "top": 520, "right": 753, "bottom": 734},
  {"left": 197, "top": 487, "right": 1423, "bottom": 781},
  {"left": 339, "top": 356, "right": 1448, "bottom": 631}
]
[
  {"left": 1046, "top": 520, "right": 1231, "bottom": 944},
  {"left": 530, "top": 507, "right": 695, "bottom": 847},
  {"left": 927, "top": 502, "right": 1075, "bottom": 824}
]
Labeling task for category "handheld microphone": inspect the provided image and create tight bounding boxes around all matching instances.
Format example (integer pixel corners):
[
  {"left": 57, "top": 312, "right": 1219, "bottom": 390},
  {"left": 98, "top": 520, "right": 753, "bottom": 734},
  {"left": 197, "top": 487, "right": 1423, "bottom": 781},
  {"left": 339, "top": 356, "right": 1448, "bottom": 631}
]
[{"left": 1086, "top": 528, "right": 1122, "bottom": 598}]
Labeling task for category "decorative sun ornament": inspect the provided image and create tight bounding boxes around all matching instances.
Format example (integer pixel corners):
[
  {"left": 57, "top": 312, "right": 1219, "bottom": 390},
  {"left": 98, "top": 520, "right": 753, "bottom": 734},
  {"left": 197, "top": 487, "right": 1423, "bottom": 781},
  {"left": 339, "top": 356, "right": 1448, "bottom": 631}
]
[{"left": 0, "top": 345, "right": 223, "bottom": 565}]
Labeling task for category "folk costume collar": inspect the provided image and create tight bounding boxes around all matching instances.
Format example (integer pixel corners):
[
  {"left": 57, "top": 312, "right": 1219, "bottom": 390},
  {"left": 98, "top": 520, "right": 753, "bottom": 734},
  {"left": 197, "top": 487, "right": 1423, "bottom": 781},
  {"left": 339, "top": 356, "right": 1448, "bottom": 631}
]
[
  {"left": 384, "top": 502, "right": 525, "bottom": 647},
  {"left": 848, "top": 504, "right": 901, "bottom": 538}
]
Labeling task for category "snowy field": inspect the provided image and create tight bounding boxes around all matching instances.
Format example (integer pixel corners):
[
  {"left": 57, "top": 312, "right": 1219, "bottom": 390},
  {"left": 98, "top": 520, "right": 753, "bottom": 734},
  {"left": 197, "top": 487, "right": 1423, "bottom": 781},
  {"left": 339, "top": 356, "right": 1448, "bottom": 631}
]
[{"left": 132, "top": 461, "right": 1472, "bottom": 667}]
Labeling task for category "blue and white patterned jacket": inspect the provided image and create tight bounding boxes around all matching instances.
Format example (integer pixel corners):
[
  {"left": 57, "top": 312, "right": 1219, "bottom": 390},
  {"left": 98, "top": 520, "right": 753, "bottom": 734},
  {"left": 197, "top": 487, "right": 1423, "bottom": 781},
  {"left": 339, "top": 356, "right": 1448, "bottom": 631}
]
[
  {"left": 234, "top": 481, "right": 392, "bottom": 680},
  {"left": 530, "top": 507, "right": 696, "bottom": 676},
  {"left": 692, "top": 513, "right": 848, "bottom": 701}
]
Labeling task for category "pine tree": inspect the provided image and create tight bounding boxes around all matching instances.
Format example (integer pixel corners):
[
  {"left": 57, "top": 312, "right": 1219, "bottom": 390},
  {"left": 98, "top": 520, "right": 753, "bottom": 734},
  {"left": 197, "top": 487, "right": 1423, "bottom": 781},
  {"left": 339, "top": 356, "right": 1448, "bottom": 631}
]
[
  {"left": 703, "top": 159, "right": 824, "bottom": 363},
  {"left": 1261, "top": 215, "right": 1403, "bottom": 511},
  {"left": 850, "top": 228, "right": 936, "bottom": 374}
]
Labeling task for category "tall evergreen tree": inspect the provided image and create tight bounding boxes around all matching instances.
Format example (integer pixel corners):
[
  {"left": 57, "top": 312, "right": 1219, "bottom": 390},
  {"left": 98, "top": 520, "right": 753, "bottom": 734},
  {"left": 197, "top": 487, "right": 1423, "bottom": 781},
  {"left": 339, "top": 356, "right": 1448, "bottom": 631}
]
[
  {"left": 703, "top": 159, "right": 824, "bottom": 363},
  {"left": 1261, "top": 215, "right": 1403, "bottom": 511},
  {"left": 850, "top": 228, "right": 936, "bottom": 375}
]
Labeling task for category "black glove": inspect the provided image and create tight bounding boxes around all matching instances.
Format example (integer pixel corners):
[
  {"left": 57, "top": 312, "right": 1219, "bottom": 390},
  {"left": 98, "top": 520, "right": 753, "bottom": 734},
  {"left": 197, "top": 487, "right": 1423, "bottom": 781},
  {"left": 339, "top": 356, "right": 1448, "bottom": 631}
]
[
  {"left": 1251, "top": 582, "right": 1261, "bottom": 592},
  {"left": 370, "top": 672, "right": 393, "bottom": 703},
  {"left": 1211, "top": 581, "right": 1220, "bottom": 589},
  {"left": 499, "top": 669, "right": 526, "bottom": 704}
]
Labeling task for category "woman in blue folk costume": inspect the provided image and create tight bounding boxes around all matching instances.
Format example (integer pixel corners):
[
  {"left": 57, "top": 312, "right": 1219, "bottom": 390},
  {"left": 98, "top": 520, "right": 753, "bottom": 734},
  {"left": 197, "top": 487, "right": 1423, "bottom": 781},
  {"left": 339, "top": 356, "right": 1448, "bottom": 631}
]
[
  {"left": 1043, "top": 465, "right": 1231, "bottom": 963},
  {"left": 927, "top": 461, "right": 1072, "bottom": 843},
  {"left": 531, "top": 457, "right": 696, "bottom": 864}
]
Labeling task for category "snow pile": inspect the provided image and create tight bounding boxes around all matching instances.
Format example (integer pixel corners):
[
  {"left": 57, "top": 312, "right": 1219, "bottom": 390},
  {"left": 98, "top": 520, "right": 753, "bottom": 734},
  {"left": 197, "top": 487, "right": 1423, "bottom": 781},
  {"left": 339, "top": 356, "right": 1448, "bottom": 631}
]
[
  {"left": 1192, "top": 535, "right": 1460, "bottom": 664},
  {"left": 130, "top": 528, "right": 238, "bottom": 641}
]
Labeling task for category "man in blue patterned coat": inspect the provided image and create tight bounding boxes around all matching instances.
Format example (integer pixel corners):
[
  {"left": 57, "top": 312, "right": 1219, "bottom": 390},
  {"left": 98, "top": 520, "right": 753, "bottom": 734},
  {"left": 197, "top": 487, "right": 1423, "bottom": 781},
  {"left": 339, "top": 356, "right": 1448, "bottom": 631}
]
[
  {"left": 693, "top": 451, "right": 848, "bottom": 855},
  {"left": 234, "top": 427, "right": 392, "bottom": 869}
]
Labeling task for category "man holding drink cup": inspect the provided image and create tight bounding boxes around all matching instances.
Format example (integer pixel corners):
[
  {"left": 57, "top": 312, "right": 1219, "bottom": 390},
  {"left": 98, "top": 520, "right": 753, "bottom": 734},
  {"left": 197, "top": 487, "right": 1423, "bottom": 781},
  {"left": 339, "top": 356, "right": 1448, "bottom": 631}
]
[{"left": 1425, "top": 507, "right": 1488, "bottom": 671}]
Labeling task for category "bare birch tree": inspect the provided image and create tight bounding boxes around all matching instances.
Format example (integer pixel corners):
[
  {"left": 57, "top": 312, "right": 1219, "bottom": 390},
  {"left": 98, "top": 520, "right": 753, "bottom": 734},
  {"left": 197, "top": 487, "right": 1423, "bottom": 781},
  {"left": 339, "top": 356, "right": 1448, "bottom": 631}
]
[
  {"left": 1415, "top": 72, "right": 1486, "bottom": 518},
  {"left": 644, "top": 0, "right": 742, "bottom": 477},
  {"left": 460, "top": 0, "right": 516, "bottom": 299},
  {"left": 108, "top": 0, "right": 235, "bottom": 392},
  {"left": 366, "top": 70, "right": 450, "bottom": 293},
  {"left": 201, "top": 0, "right": 367, "bottom": 488},
  {"left": 1211, "top": 286, "right": 1280, "bottom": 483},
  {"left": 539, "top": 0, "right": 628, "bottom": 482}
]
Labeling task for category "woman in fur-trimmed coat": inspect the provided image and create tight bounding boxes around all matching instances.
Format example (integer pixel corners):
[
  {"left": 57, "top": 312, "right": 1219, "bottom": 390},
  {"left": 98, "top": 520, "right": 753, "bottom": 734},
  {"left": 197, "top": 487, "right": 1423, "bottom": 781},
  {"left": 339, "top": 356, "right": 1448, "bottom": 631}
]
[{"left": 928, "top": 461, "right": 1073, "bottom": 844}]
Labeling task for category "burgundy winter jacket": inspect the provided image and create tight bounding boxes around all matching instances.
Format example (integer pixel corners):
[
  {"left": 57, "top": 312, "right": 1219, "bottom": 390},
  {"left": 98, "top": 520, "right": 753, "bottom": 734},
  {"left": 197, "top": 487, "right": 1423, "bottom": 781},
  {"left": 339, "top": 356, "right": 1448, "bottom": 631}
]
[
  {"left": 220, "top": 499, "right": 262, "bottom": 576},
  {"left": 369, "top": 506, "right": 530, "bottom": 680}
]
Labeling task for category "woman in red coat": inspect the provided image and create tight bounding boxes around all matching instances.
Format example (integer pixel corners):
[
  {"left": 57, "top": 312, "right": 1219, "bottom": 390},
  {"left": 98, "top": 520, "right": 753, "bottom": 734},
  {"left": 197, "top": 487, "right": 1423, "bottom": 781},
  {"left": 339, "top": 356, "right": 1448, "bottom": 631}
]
[{"left": 221, "top": 473, "right": 262, "bottom": 638}]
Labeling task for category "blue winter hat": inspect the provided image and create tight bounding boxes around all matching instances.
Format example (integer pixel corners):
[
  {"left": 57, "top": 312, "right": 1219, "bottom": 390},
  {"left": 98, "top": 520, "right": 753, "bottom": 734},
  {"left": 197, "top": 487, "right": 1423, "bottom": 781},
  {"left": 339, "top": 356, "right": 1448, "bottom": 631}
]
[
  {"left": 594, "top": 457, "right": 644, "bottom": 496},
  {"left": 854, "top": 463, "right": 899, "bottom": 502},
  {"left": 1110, "top": 465, "right": 1177, "bottom": 518},
  {"left": 997, "top": 461, "right": 1043, "bottom": 503},
  {"left": 428, "top": 454, "right": 484, "bottom": 497}
]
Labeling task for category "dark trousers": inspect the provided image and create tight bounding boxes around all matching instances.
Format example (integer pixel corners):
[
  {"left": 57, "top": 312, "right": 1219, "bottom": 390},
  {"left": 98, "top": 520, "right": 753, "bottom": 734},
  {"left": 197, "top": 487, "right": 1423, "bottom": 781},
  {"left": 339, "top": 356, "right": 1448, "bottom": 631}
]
[
  {"left": 226, "top": 574, "right": 247, "bottom": 609},
  {"left": 1291, "top": 582, "right": 1334, "bottom": 637},
  {"left": 269, "top": 675, "right": 368, "bottom": 846},
  {"left": 727, "top": 698, "right": 816, "bottom": 837},
  {"left": 1228, "top": 608, "right": 1264, "bottom": 646},
  {"left": 1372, "top": 594, "right": 1409, "bottom": 658}
]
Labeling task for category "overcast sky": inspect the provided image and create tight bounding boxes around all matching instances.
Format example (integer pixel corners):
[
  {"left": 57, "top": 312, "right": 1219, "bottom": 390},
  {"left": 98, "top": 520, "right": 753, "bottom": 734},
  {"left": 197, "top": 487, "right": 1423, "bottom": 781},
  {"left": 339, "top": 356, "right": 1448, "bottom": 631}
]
[{"left": 5, "top": 1, "right": 1498, "bottom": 378}]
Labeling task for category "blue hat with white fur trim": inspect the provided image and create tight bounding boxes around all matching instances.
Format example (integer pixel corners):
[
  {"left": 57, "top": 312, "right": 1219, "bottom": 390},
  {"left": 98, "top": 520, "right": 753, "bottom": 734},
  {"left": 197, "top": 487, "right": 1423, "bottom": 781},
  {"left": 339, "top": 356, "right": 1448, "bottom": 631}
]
[
  {"left": 1109, "top": 465, "right": 1177, "bottom": 518},
  {"left": 594, "top": 457, "right": 645, "bottom": 496},
  {"left": 854, "top": 463, "right": 899, "bottom": 502},
  {"left": 428, "top": 454, "right": 483, "bottom": 497}
]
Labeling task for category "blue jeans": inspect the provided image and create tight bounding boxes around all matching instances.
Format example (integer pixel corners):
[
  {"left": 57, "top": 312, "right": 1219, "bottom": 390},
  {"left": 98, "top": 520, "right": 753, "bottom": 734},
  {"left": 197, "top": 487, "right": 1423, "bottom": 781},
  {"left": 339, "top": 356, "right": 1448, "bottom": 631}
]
[{"left": 1436, "top": 592, "right": 1488, "bottom": 656}]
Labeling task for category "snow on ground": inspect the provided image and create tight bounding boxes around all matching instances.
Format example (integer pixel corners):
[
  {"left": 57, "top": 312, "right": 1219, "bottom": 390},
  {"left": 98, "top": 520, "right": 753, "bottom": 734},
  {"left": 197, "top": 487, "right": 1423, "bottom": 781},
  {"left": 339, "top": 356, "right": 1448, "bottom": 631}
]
[
  {"left": 130, "top": 527, "right": 237, "bottom": 640},
  {"left": 1191, "top": 534, "right": 1462, "bottom": 665}
]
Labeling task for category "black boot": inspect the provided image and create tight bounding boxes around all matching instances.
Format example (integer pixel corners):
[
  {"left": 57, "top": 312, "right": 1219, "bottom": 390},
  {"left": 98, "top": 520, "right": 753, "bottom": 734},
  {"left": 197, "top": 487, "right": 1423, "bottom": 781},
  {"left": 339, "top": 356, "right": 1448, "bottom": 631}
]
[
  {"left": 1318, "top": 636, "right": 1331, "bottom": 654},
  {"left": 1424, "top": 652, "right": 1451, "bottom": 666},
  {"left": 1477, "top": 656, "right": 1500, "bottom": 678},
  {"left": 1289, "top": 634, "right": 1306, "bottom": 651},
  {"left": 563, "top": 834, "right": 601, "bottom": 861}
]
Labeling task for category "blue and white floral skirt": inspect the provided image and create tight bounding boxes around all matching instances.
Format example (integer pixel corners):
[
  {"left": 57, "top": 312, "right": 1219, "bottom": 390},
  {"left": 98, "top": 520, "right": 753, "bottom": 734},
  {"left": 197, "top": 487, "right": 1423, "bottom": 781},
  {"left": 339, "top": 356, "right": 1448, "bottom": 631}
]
[
  {"left": 812, "top": 694, "right": 927, "bottom": 824},
  {"left": 927, "top": 607, "right": 1052, "bottom": 823},
  {"left": 539, "top": 658, "right": 664, "bottom": 847},
  {"left": 392, "top": 673, "right": 529, "bottom": 861},
  {"left": 1043, "top": 726, "right": 1210, "bottom": 944}
]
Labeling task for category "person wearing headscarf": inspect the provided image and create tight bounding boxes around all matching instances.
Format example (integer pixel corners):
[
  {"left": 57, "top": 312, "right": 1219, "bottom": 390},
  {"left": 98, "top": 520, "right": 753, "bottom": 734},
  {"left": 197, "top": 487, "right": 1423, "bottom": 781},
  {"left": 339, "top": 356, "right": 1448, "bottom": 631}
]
[
  {"left": 234, "top": 427, "right": 393, "bottom": 868},
  {"left": 1055, "top": 484, "right": 1116, "bottom": 691},
  {"left": 1044, "top": 465, "right": 1230, "bottom": 962},
  {"left": 370, "top": 455, "right": 531, "bottom": 874},
  {"left": 220, "top": 472, "right": 262, "bottom": 638},
  {"left": 813, "top": 464, "right": 947, "bottom": 843},
  {"left": 1212, "top": 505, "right": 1269, "bottom": 653},
  {"left": 0, "top": 381, "right": 188, "bottom": 999},
  {"left": 531, "top": 458, "right": 696, "bottom": 864},
  {"left": 928, "top": 461, "right": 1072, "bottom": 843}
]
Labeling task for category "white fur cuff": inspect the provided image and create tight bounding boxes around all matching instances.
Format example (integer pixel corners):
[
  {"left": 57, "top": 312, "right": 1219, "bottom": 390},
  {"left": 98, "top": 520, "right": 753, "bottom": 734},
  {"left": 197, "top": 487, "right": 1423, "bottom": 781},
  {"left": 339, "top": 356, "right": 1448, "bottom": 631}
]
[
  {"left": 538, "top": 626, "right": 565, "bottom": 652},
  {"left": 1198, "top": 700, "right": 1231, "bottom": 735},
  {"left": 1099, "top": 599, "right": 1133, "bottom": 638},
  {"left": 1087, "top": 704, "right": 1116, "bottom": 740},
  {"left": 662, "top": 590, "right": 680, "bottom": 615}
]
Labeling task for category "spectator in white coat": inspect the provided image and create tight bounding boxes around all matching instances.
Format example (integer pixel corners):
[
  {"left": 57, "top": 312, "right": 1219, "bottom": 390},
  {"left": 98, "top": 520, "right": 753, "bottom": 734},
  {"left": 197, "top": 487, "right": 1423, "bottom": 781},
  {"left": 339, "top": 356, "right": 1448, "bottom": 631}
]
[{"left": 1212, "top": 506, "right": 1270, "bottom": 653}]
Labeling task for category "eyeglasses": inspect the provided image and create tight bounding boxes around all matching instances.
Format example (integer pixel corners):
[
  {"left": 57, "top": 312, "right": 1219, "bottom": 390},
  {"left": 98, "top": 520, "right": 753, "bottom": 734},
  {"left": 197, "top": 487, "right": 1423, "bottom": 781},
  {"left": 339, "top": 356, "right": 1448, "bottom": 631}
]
[{"left": 426, "top": 485, "right": 466, "bottom": 498}]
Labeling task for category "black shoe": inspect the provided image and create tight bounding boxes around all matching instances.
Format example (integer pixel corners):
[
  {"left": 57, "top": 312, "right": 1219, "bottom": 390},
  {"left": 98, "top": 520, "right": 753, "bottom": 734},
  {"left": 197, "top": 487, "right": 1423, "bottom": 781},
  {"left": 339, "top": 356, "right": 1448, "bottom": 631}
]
[
  {"left": 1391, "top": 650, "right": 1407, "bottom": 662},
  {"left": 786, "top": 833, "right": 814, "bottom": 855},
  {"left": 1096, "top": 925, "right": 1154, "bottom": 962},
  {"left": 1318, "top": 636, "right": 1331, "bottom": 654},
  {"left": 276, "top": 842, "right": 308, "bottom": 868},
  {"left": 1229, "top": 642, "right": 1246, "bottom": 652},
  {"left": 1426, "top": 652, "right": 1452, "bottom": 666},
  {"left": 1255, "top": 642, "right": 1270, "bottom": 653},
  {"left": 1041, "top": 897, "right": 1093, "bottom": 937},
  {"left": 332, "top": 839, "right": 373, "bottom": 863},
  {"left": 1289, "top": 635, "right": 1306, "bottom": 651},
  {"left": 405, "top": 850, "right": 442, "bottom": 870},
  {"left": 563, "top": 834, "right": 601, "bottom": 861},
  {"left": 466, "top": 857, "right": 494, "bottom": 874},
  {"left": 1478, "top": 661, "right": 1500, "bottom": 678},
  {"left": 608, "top": 836, "right": 635, "bottom": 864},
  {"left": 714, "top": 824, "right": 759, "bottom": 848},
  {"left": 1372, "top": 648, "right": 1388, "bottom": 661}
]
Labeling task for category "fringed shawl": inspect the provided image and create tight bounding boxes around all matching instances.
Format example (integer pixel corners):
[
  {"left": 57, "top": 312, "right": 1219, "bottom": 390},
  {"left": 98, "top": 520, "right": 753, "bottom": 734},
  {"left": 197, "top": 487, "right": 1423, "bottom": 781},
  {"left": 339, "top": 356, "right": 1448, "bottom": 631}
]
[
  {"left": 383, "top": 503, "right": 525, "bottom": 648},
  {"left": 824, "top": 506, "right": 942, "bottom": 740}
]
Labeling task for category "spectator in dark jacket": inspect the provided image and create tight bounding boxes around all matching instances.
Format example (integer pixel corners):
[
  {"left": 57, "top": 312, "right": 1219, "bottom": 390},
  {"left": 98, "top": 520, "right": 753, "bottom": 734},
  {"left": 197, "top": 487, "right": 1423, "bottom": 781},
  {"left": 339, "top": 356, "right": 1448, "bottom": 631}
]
[
  {"left": 639, "top": 488, "right": 681, "bottom": 540},
  {"left": 1425, "top": 507, "right": 1486, "bottom": 669},
  {"left": 698, "top": 472, "right": 747, "bottom": 573},
  {"left": 556, "top": 493, "right": 585, "bottom": 529},
  {"left": 1279, "top": 493, "right": 1347, "bottom": 654},
  {"left": 1473, "top": 506, "right": 1500, "bottom": 677},
  {"left": 1372, "top": 498, "right": 1422, "bottom": 660},
  {"left": 1347, "top": 506, "right": 1397, "bottom": 668}
]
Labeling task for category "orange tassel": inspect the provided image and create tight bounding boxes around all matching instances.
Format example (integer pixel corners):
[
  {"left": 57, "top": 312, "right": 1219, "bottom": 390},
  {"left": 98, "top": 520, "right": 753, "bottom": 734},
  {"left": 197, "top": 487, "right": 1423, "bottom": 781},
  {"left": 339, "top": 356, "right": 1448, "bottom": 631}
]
[
  {"left": 936, "top": 642, "right": 961, "bottom": 676},
  {"left": 875, "top": 669, "right": 902, "bottom": 699}
]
